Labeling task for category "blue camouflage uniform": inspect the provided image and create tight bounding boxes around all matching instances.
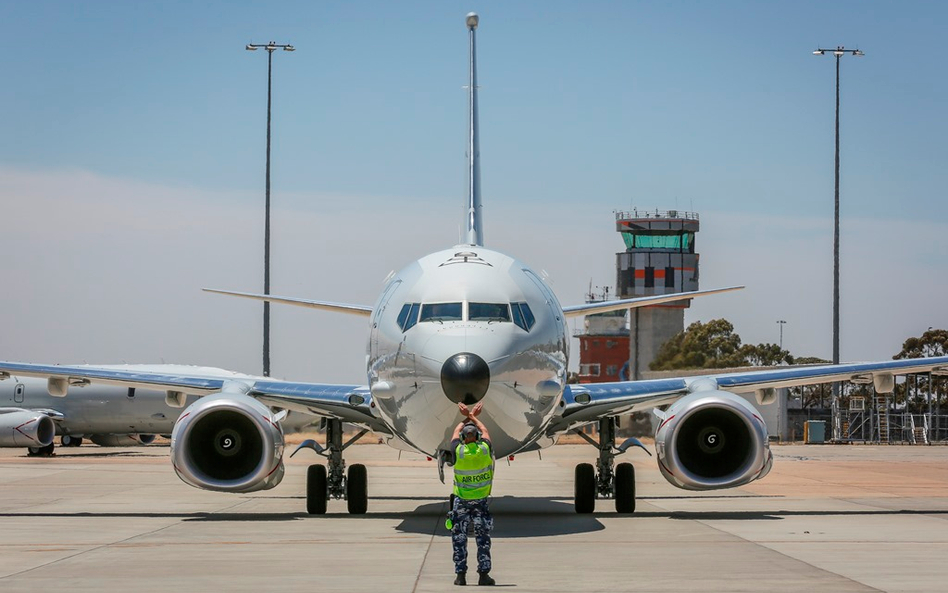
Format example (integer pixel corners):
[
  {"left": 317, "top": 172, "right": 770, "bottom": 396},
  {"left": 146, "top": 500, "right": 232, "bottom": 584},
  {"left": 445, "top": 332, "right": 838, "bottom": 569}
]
[{"left": 450, "top": 437, "right": 494, "bottom": 574}]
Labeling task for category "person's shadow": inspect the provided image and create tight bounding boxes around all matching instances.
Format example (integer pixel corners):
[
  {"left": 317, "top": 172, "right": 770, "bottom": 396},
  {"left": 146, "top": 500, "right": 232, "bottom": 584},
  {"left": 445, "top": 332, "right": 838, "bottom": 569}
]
[{"left": 394, "top": 496, "right": 604, "bottom": 538}]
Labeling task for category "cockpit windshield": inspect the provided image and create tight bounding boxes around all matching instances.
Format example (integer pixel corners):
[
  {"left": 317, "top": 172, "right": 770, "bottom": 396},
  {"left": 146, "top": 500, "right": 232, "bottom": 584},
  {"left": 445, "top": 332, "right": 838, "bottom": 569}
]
[
  {"left": 420, "top": 302, "right": 463, "bottom": 322},
  {"left": 400, "top": 301, "right": 533, "bottom": 329},
  {"left": 469, "top": 303, "right": 510, "bottom": 322}
]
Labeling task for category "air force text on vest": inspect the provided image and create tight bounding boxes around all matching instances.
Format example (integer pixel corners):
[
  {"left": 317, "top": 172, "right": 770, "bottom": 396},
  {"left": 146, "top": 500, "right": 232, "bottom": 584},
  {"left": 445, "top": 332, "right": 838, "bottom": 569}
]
[{"left": 458, "top": 472, "right": 491, "bottom": 484}]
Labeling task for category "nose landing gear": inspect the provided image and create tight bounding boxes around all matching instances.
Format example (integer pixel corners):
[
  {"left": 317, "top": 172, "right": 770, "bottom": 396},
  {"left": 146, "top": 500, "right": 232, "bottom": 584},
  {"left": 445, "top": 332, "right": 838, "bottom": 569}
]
[
  {"left": 291, "top": 418, "right": 369, "bottom": 515},
  {"left": 572, "top": 417, "right": 651, "bottom": 514}
]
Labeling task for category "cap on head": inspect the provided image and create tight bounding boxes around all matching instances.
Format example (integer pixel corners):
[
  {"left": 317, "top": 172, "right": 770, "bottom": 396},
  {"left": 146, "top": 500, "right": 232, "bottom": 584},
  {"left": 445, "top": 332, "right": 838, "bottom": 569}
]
[{"left": 461, "top": 423, "right": 480, "bottom": 441}]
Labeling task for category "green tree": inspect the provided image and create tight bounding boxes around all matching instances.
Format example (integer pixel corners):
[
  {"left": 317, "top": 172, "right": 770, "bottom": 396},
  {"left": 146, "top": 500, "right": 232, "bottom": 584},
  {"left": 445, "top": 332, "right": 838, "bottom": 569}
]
[
  {"left": 650, "top": 319, "right": 793, "bottom": 370},
  {"left": 794, "top": 356, "right": 831, "bottom": 365},
  {"left": 741, "top": 343, "right": 795, "bottom": 366},
  {"left": 894, "top": 328, "right": 948, "bottom": 359},
  {"left": 893, "top": 328, "right": 948, "bottom": 411},
  {"left": 786, "top": 356, "right": 832, "bottom": 408}
]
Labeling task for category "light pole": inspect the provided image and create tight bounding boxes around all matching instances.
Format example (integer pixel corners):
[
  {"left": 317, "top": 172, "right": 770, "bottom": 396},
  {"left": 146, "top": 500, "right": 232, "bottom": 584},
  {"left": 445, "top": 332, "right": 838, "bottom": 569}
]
[
  {"left": 814, "top": 45, "right": 863, "bottom": 439},
  {"left": 777, "top": 320, "right": 787, "bottom": 349},
  {"left": 247, "top": 41, "right": 295, "bottom": 377}
]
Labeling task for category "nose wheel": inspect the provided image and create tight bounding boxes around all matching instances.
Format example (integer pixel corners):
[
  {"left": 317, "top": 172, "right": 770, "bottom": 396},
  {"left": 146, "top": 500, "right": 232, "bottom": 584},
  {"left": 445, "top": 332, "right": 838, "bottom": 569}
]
[{"left": 572, "top": 417, "right": 648, "bottom": 514}]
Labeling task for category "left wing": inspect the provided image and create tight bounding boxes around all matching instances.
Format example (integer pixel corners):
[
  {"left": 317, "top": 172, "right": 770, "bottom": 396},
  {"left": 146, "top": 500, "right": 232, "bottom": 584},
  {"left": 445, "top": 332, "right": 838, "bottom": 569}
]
[
  {"left": 203, "top": 289, "right": 374, "bottom": 317},
  {"left": 550, "top": 355, "right": 948, "bottom": 432},
  {"left": 0, "top": 362, "right": 388, "bottom": 434}
]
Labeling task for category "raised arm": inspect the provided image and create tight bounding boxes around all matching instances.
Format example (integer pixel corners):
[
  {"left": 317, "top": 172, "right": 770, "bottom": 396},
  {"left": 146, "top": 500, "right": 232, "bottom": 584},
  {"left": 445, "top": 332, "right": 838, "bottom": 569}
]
[
  {"left": 461, "top": 402, "right": 491, "bottom": 442},
  {"left": 452, "top": 418, "right": 465, "bottom": 441}
]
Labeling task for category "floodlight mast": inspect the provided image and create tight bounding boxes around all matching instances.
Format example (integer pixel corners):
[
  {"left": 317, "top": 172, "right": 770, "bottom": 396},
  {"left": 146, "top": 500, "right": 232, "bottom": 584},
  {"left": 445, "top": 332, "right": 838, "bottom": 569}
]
[
  {"left": 246, "top": 41, "right": 295, "bottom": 377},
  {"left": 813, "top": 45, "right": 864, "bottom": 440}
]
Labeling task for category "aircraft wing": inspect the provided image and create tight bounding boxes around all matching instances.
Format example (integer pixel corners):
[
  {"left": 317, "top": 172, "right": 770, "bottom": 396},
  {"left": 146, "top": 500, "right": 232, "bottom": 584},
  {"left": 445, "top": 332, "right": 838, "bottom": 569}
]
[
  {"left": 551, "top": 355, "right": 948, "bottom": 432},
  {"left": 203, "top": 289, "right": 373, "bottom": 317},
  {"left": 0, "top": 362, "right": 388, "bottom": 434},
  {"left": 561, "top": 286, "right": 743, "bottom": 318}
]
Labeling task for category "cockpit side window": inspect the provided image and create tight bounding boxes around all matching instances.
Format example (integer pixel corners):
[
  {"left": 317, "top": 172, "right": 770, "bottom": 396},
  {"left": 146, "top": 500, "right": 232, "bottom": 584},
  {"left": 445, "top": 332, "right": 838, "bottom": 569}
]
[
  {"left": 396, "top": 304, "right": 411, "bottom": 329},
  {"left": 520, "top": 303, "right": 536, "bottom": 330},
  {"left": 405, "top": 303, "right": 420, "bottom": 329},
  {"left": 469, "top": 302, "right": 510, "bottom": 322},
  {"left": 398, "top": 303, "right": 421, "bottom": 331},
  {"left": 511, "top": 302, "right": 525, "bottom": 329},
  {"left": 512, "top": 302, "right": 536, "bottom": 331},
  {"left": 420, "top": 302, "right": 463, "bottom": 322}
]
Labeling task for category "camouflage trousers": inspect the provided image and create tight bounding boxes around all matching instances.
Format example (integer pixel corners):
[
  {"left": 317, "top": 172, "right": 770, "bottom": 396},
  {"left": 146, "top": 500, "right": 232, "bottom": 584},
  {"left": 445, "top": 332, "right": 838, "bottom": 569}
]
[{"left": 451, "top": 497, "right": 492, "bottom": 574}]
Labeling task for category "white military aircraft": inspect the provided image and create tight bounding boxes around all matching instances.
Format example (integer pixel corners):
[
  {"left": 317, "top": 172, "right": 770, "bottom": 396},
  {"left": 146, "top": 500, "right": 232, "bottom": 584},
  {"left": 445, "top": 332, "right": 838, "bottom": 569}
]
[
  {"left": 2, "top": 13, "right": 947, "bottom": 515},
  {"left": 0, "top": 371, "right": 318, "bottom": 456}
]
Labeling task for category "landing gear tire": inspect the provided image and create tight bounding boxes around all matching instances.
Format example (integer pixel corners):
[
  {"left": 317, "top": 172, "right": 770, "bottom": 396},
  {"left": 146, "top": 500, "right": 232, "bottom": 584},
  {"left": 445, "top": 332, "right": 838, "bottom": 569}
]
[
  {"left": 614, "top": 462, "right": 636, "bottom": 514},
  {"left": 574, "top": 462, "right": 596, "bottom": 514},
  {"left": 346, "top": 463, "right": 368, "bottom": 514},
  {"left": 307, "top": 464, "right": 328, "bottom": 515},
  {"left": 28, "top": 443, "right": 55, "bottom": 457},
  {"left": 61, "top": 435, "right": 82, "bottom": 447}
]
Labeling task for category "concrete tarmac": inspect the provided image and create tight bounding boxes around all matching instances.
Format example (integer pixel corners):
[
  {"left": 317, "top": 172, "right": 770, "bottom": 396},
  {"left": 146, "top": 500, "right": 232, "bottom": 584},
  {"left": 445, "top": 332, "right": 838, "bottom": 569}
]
[{"left": 1, "top": 442, "right": 947, "bottom": 592}]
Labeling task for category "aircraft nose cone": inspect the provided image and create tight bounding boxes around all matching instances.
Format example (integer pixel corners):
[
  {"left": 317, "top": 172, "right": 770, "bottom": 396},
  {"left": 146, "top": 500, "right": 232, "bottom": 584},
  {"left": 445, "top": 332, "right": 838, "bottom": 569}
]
[{"left": 440, "top": 352, "right": 490, "bottom": 405}]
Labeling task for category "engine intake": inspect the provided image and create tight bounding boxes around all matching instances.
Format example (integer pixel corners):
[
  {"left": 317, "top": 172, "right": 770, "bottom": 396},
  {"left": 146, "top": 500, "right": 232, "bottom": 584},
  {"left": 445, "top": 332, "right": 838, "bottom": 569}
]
[
  {"left": 0, "top": 410, "right": 55, "bottom": 447},
  {"left": 655, "top": 390, "right": 771, "bottom": 490},
  {"left": 171, "top": 393, "right": 285, "bottom": 493}
]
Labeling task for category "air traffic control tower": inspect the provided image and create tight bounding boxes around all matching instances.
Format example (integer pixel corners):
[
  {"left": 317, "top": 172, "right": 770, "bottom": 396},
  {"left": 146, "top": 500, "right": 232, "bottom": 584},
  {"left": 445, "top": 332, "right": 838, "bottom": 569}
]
[{"left": 615, "top": 209, "right": 700, "bottom": 380}]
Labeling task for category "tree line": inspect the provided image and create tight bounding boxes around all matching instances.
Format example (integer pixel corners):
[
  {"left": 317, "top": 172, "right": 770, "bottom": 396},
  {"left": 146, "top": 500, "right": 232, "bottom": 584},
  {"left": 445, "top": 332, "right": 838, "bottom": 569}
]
[{"left": 649, "top": 320, "right": 947, "bottom": 409}]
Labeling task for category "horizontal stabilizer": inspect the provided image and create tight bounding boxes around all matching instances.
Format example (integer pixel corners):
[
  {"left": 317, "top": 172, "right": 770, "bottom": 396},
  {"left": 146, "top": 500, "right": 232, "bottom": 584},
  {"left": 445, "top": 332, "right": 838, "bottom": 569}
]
[
  {"left": 203, "top": 289, "right": 373, "bottom": 317},
  {"left": 562, "top": 286, "right": 743, "bottom": 318}
]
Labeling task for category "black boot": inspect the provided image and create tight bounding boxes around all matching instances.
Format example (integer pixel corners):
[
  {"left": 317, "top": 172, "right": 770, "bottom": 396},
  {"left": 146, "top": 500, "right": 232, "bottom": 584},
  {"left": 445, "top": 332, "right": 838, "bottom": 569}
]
[
  {"left": 477, "top": 572, "right": 495, "bottom": 586},
  {"left": 454, "top": 572, "right": 466, "bottom": 586}
]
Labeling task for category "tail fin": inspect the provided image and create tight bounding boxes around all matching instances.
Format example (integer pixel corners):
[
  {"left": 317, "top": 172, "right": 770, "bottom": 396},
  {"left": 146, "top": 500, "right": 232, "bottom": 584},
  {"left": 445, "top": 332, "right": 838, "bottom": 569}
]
[{"left": 465, "top": 13, "right": 483, "bottom": 246}]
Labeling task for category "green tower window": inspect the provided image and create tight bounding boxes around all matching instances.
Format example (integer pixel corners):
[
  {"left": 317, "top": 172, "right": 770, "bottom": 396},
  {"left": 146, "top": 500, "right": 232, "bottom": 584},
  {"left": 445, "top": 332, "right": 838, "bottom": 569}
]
[{"left": 621, "top": 232, "right": 692, "bottom": 250}]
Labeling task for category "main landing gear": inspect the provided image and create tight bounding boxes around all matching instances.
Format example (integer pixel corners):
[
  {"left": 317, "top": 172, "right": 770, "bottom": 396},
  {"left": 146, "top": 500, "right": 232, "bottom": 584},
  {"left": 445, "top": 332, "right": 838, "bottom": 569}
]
[
  {"left": 572, "top": 417, "right": 651, "bottom": 514},
  {"left": 291, "top": 418, "right": 369, "bottom": 515},
  {"left": 27, "top": 443, "right": 55, "bottom": 457},
  {"left": 61, "top": 435, "right": 83, "bottom": 447}
]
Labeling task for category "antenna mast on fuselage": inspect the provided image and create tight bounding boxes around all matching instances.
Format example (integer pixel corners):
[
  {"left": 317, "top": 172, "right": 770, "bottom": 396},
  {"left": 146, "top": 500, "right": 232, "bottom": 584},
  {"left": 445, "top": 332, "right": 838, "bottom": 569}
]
[{"left": 465, "top": 12, "right": 483, "bottom": 246}]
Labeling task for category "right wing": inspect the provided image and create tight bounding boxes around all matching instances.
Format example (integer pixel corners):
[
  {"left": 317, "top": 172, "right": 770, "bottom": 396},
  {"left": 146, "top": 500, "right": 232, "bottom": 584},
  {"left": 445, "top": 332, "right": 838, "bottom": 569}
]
[
  {"left": 561, "top": 286, "right": 743, "bottom": 318},
  {"left": 550, "top": 355, "right": 948, "bottom": 433},
  {"left": 203, "top": 289, "right": 373, "bottom": 317}
]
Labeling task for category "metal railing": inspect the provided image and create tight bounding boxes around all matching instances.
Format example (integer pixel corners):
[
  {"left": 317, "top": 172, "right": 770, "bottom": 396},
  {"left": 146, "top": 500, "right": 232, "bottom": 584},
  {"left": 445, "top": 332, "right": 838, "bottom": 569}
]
[
  {"left": 837, "top": 411, "right": 948, "bottom": 444},
  {"left": 614, "top": 209, "right": 699, "bottom": 221}
]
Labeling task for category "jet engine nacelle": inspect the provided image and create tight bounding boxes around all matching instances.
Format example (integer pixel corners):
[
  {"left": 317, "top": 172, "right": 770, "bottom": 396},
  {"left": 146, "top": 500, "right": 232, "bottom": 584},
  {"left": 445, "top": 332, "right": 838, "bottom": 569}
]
[
  {"left": 654, "top": 390, "right": 772, "bottom": 491},
  {"left": 170, "top": 393, "right": 285, "bottom": 493},
  {"left": 0, "top": 410, "right": 56, "bottom": 447},
  {"left": 89, "top": 433, "right": 157, "bottom": 447}
]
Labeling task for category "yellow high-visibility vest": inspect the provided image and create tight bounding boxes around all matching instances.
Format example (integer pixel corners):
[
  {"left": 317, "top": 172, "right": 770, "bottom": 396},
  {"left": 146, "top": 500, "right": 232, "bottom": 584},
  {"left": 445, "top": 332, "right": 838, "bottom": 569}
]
[{"left": 453, "top": 441, "right": 493, "bottom": 500}]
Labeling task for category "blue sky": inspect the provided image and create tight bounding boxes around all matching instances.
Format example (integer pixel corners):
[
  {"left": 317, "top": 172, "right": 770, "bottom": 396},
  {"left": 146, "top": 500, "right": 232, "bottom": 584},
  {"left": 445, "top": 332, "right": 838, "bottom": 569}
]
[{"left": 2, "top": 1, "right": 946, "bottom": 382}]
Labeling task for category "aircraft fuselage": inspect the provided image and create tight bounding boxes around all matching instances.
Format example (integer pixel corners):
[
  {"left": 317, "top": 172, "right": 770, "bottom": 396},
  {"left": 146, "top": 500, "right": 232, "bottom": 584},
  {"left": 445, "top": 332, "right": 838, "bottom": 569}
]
[{"left": 367, "top": 245, "right": 569, "bottom": 457}]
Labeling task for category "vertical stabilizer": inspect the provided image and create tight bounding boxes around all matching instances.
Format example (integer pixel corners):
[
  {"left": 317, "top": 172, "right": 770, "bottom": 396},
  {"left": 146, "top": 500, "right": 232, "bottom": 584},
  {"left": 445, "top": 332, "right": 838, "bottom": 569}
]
[{"left": 465, "top": 12, "right": 483, "bottom": 246}]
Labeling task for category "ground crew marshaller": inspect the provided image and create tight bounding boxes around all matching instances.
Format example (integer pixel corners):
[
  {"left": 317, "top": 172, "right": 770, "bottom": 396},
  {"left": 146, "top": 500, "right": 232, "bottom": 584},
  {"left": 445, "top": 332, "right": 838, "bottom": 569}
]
[{"left": 449, "top": 401, "right": 495, "bottom": 586}]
